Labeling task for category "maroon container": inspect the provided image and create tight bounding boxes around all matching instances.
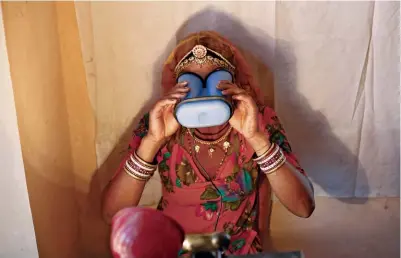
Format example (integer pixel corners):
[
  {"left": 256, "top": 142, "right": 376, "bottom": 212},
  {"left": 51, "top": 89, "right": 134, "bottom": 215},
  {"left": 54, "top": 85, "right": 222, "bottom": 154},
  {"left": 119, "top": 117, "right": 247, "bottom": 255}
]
[{"left": 111, "top": 207, "right": 185, "bottom": 258}]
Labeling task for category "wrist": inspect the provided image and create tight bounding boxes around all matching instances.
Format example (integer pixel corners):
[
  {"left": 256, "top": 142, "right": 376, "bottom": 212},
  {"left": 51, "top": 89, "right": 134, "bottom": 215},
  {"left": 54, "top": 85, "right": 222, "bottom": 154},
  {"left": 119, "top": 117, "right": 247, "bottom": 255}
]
[
  {"left": 143, "top": 135, "right": 166, "bottom": 148},
  {"left": 136, "top": 136, "right": 165, "bottom": 163},
  {"left": 246, "top": 132, "right": 271, "bottom": 156}
]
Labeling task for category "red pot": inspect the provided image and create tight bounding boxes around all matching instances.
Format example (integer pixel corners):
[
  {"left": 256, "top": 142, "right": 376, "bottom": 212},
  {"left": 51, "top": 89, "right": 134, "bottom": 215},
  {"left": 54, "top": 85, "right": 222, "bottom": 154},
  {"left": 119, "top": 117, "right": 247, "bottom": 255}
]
[{"left": 111, "top": 207, "right": 185, "bottom": 258}]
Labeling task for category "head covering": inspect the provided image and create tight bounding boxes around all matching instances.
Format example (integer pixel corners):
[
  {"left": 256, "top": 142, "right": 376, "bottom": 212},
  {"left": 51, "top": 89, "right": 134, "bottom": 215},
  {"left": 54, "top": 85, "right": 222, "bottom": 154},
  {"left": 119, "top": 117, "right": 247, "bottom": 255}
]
[{"left": 162, "top": 31, "right": 265, "bottom": 109}]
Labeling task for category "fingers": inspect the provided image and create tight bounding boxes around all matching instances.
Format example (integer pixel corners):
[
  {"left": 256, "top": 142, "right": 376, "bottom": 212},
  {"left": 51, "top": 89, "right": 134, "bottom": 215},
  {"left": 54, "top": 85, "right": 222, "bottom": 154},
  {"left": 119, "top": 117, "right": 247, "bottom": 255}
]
[
  {"left": 152, "top": 82, "right": 191, "bottom": 115},
  {"left": 164, "top": 81, "right": 190, "bottom": 99},
  {"left": 166, "top": 92, "right": 187, "bottom": 99},
  {"left": 217, "top": 82, "right": 257, "bottom": 110},
  {"left": 172, "top": 82, "right": 190, "bottom": 93},
  {"left": 174, "top": 87, "right": 190, "bottom": 93},
  {"left": 216, "top": 81, "right": 237, "bottom": 90},
  {"left": 152, "top": 98, "right": 178, "bottom": 112},
  {"left": 233, "top": 93, "right": 258, "bottom": 111},
  {"left": 221, "top": 87, "right": 245, "bottom": 96},
  {"left": 232, "top": 93, "right": 252, "bottom": 102},
  {"left": 174, "top": 81, "right": 189, "bottom": 89},
  {"left": 216, "top": 81, "right": 239, "bottom": 93}
]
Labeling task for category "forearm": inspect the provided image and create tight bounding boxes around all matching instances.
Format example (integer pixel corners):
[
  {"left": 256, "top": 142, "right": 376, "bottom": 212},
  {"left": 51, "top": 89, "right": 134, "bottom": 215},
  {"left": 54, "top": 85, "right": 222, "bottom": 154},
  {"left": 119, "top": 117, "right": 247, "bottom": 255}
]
[
  {"left": 265, "top": 163, "right": 315, "bottom": 217},
  {"left": 102, "top": 136, "right": 163, "bottom": 223},
  {"left": 248, "top": 133, "right": 315, "bottom": 218},
  {"left": 102, "top": 173, "right": 147, "bottom": 224}
]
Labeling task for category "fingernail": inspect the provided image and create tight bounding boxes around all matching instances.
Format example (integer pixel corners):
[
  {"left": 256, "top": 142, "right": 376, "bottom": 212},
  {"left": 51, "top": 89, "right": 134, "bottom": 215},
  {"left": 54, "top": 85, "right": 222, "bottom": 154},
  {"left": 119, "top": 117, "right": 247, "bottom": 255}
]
[{"left": 181, "top": 81, "right": 188, "bottom": 85}]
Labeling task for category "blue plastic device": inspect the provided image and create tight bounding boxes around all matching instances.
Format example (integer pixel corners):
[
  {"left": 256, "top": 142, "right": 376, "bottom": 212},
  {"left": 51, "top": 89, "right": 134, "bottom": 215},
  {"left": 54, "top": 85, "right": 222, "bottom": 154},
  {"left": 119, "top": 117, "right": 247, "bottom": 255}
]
[{"left": 175, "top": 69, "right": 234, "bottom": 128}]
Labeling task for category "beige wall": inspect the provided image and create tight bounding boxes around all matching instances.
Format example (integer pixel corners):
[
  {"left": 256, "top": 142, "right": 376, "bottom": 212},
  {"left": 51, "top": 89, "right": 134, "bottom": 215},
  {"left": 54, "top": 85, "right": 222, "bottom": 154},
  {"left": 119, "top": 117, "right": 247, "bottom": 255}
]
[
  {"left": 270, "top": 197, "right": 400, "bottom": 258},
  {"left": 0, "top": 6, "right": 38, "bottom": 258},
  {"left": 2, "top": 2, "right": 102, "bottom": 257},
  {"left": 74, "top": 1, "right": 276, "bottom": 207}
]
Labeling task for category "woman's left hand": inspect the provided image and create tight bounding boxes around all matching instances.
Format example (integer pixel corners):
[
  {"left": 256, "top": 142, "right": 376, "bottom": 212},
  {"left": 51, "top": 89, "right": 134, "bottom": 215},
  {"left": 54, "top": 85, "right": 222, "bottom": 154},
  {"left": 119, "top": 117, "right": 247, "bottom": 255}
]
[
  {"left": 218, "top": 81, "right": 271, "bottom": 155},
  {"left": 218, "top": 81, "right": 259, "bottom": 140}
]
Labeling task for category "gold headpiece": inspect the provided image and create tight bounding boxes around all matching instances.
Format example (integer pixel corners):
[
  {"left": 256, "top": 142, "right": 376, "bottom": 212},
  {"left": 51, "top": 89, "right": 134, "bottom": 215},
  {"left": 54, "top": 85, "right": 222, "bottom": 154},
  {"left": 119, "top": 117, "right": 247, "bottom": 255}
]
[{"left": 174, "top": 45, "right": 236, "bottom": 77}]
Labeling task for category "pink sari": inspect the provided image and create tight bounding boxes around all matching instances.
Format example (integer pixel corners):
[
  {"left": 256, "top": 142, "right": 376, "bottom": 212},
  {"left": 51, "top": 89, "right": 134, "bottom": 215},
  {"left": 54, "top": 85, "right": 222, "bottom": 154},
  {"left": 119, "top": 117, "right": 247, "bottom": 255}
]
[
  {"left": 115, "top": 31, "right": 307, "bottom": 255},
  {"left": 123, "top": 108, "right": 306, "bottom": 255}
]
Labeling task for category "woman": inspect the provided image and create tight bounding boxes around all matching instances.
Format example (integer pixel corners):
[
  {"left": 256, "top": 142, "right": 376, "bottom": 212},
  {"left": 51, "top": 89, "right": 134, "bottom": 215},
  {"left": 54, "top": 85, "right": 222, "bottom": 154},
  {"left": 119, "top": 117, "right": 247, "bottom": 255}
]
[{"left": 102, "top": 31, "right": 315, "bottom": 255}]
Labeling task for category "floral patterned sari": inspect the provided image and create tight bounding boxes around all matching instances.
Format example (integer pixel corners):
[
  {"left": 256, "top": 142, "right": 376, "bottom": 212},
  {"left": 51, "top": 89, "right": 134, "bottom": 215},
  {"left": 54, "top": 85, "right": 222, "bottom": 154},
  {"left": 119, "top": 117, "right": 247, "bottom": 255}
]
[
  {"left": 116, "top": 31, "right": 307, "bottom": 256},
  {"left": 124, "top": 107, "right": 306, "bottom": 255}
]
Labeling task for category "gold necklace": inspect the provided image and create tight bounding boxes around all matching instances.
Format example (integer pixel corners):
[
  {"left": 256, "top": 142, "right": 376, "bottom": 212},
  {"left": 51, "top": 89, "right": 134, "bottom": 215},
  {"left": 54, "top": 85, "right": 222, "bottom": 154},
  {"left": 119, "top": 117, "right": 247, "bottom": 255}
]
[
  {"left": 187, "top": 126, "right": 232, "bottom": 158},
  {"left": 186, "top": 134, "right": 228, "bottom": 180}
]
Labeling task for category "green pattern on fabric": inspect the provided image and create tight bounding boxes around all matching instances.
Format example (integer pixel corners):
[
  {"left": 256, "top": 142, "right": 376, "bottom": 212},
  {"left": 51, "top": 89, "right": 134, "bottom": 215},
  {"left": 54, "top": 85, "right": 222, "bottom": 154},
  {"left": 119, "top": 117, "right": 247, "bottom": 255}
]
[
  {"left": 134, "top": 113, "right": 150, "bottom": 139},
  {"left": 200, "top": 185, "right": 220, "bottom": 200},
  {"left": 266, "top": 115, "right": 292, "bottom": 154},
  {"left": 176, "top": 178, "right": 182, "bottom": 188},
  {"left": 177, "top": 249, "right": 188, "bottom": 257},
  {"left": 159, "top": 152, "right": 174, "bottom": 193},
  {"left": 202, "top": 201, "right": 218, "bottom": 212},
  {"left": 224, "top": 200, "right": 242, "bottom": 211},
  {"left": 241, "top": 170, "right": 253, "bottom": 194},
  {"left": 230, "top": 238, "right": 246, "bottom": 252}
]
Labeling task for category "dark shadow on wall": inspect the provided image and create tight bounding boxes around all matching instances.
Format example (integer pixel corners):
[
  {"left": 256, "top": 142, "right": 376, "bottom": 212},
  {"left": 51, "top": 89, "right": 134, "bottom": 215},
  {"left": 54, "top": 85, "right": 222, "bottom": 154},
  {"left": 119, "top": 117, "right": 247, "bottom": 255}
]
[
  {"left": 83, "top": 6, "right": 370, "bottom": 258},
  {"left": 174, "top": 7, "right": 370, "bottom": 203},
  {"left": 173, "top": 6, "right": 370, "bottom": 252},
  {"left": 79, "top": 36, "right": 178, "bottom": 258}
]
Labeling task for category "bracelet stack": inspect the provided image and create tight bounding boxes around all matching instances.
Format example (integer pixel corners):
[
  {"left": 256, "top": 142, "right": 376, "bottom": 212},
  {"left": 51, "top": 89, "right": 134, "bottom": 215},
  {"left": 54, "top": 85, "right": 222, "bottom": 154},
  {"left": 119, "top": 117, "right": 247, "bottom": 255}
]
[
  {"left": 124, "top": 151, "right": 157, "bottom": 181},
  {"left": 254, "top": 143, "right": 286, "bottom": 175}
]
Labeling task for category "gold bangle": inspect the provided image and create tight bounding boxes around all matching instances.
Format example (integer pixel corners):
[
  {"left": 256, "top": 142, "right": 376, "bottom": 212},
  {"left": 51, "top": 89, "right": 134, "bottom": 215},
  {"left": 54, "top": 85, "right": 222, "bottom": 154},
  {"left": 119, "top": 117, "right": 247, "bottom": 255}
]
[
  {"left": 124, "top": 167, "right": 149, "bottom": 181},
  {"left": 134, "top": 151, "right": 157, "bottom": 169},
  {"left": 264, "top": 153, "right": 286, "bottom": 171},
  {"left": 258, "top": 144, "right": 281, "bottom": 166},
  {"left": 254, "top": 142, "right": 275, "bottom": 162},
  {"left": 130, "top": 154, "right": 155, "bottom": 172},
  {"left": 265, "top": 157, "right": 287, "bottom": 175}
]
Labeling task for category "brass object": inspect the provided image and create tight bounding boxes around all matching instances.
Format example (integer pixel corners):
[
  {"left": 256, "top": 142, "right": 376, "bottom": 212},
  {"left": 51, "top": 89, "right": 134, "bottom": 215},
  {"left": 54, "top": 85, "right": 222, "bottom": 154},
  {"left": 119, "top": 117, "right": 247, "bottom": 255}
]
[{"left": 182, "top": 232, "right": 231, "bottom": 253}]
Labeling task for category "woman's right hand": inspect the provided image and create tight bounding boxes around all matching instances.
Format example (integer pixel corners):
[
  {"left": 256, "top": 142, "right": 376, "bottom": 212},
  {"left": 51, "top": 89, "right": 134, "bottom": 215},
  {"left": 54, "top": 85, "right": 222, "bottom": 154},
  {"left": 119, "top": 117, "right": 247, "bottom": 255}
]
[{"left": 146, "top": 82, "right": 189, "bottom": 144}]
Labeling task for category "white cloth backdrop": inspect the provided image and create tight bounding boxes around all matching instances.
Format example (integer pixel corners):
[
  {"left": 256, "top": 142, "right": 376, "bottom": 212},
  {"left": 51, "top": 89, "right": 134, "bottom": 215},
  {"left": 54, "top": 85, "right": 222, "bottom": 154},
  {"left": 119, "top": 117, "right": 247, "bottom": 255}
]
[
  {"left": 76, "top": 1, "right": 400, "bottom": 204},
  {"left": 275, "top": 2, "right": 400, "bottom": 197},
  {"left": 0, "top": 7, "right": 38, "bottom": 257}
]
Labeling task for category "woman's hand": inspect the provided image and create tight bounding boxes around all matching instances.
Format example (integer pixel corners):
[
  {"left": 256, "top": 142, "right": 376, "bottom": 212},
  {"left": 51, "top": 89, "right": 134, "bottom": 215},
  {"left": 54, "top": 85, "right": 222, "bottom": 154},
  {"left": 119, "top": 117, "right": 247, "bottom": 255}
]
[
  {"left": 218, "top": 82, "right": 259, "bottom": 138},
  {"left": 146, "top": 82, "right": 189, "bottom": 144},
  {"left": 218, "top": 81, "right": 270, "bottom": 153}
]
